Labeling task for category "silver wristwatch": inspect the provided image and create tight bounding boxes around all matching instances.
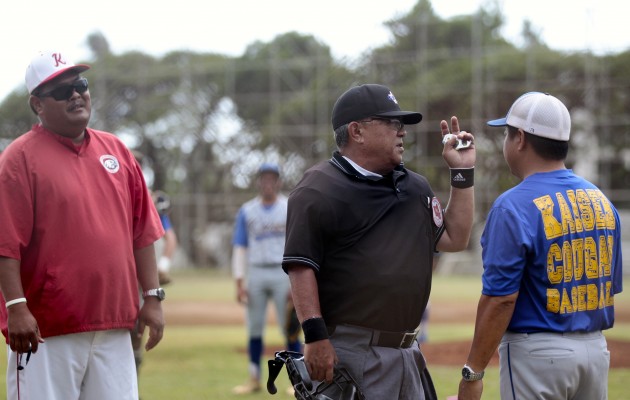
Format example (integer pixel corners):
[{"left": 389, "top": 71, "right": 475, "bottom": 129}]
[
  {"left": 142, "top": 288, "right": 166, "bottom": 301},
  {"left": 462, "top": 364, "right": 484, "bottom": 381}
]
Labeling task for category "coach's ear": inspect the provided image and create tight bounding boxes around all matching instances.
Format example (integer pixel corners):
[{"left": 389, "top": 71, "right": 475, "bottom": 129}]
[
  {"left": 29, "top": 95, "right": 43, "bottom": 115},
  {"left": 348, "top": 121, "right": 364, "bottom": 144}
]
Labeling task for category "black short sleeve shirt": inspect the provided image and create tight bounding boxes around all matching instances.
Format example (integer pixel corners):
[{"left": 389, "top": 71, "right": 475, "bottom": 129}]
[{"left": 282, "top": 152, "right": 444, "bottom": 331}]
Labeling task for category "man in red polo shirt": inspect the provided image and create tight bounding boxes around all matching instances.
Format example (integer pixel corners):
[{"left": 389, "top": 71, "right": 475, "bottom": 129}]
[{"left": 0, "top": 50, "right": 166, "bottom": 400}]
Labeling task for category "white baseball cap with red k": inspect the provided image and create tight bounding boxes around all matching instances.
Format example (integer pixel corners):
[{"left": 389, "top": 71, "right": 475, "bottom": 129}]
[
  {"left": 25, "top": 50, "right": 90, "bottom": 94},
  {"left": 487, "top": 92, "right": 571, "bottom": 141}
]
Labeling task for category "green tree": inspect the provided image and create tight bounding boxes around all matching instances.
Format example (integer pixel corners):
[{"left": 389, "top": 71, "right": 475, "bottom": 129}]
[{"left": 229, "top": 31, "right": 355, "bottom": 179}]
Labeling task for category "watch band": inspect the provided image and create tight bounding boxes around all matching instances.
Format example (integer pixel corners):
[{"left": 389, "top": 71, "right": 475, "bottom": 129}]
[
  {"left": 462, "top": 364, "right": 484, "bottom": 381},
  {"left": 143, "top": 288, "right": 159, "bottom": 297},
  {"left": 142, "top": 288, "right": 165, "bottom": 301}
]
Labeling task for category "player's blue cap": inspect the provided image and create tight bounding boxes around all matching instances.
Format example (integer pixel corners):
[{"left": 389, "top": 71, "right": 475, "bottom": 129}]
[{"left": 258, "top": 162, "right": 280, "bottom": 176}]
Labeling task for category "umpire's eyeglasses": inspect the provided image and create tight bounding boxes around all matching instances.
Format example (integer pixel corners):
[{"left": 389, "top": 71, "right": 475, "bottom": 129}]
[
  {"left": 37, "top": 78, "right": 89, "bottom": 101},
  {"left": 358, "top": 117, "right": 404, "bottom": 133}
]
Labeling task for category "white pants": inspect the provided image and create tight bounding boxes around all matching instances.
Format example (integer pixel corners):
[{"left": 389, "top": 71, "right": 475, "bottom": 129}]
[{"left": 6, "top": 329, "right": 138, "bottom": 400}]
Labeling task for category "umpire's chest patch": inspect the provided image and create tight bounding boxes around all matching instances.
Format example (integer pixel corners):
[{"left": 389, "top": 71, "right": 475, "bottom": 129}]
[{"left": 431, "top": 197, "right": 443, "bottom": 227}]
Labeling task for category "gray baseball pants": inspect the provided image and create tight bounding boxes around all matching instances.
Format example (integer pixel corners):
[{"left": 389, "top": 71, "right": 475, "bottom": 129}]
[
  {"left": 499, "top": 330, "right": 609, "bottom": 400},
  {"left": 327, "top": 324, "right": 432, "bottom": 400},
  {"left": 246, "top": 264, "right": 290, "bottom": 337}
]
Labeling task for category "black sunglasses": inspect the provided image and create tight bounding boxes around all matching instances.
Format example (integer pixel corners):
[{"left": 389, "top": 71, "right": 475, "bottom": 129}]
[{"left": 37, "top": 78, "right": 89, "bottom": 101}]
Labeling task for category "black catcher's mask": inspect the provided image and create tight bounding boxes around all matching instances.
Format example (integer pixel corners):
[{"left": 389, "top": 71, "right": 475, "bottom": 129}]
[{"left": 267, "top": 351, "right": 365, "bottom": 400}]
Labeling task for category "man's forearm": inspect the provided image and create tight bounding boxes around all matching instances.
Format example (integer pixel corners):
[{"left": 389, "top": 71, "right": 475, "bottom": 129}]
[
  {"left": 465, "top": 293, "right": 518, "bottom": 372},
  {"left": 287, "top": 264, "right": 322, "bottom": 322},
  {"left": 134, "top": 244, "right": 159, "bottom": 290},
  {"left": 0, "top": 257, "right": 25, "bottom": 302},
  {"left": 439, "top": 186, "right": 475, "bottom": 251}
]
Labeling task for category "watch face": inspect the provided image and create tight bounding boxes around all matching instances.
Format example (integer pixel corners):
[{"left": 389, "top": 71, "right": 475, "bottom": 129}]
[
  {"left": 157, "top": 288, "right": 166, "bottom": 301},
  {"left": 462, "top": 366, "right": 483, "bottom": 381}
]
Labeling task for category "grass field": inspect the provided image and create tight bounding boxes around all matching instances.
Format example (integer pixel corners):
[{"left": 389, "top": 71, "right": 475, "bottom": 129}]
[{"left": 0, "top": 268, "right": 628, "bottom": 399}]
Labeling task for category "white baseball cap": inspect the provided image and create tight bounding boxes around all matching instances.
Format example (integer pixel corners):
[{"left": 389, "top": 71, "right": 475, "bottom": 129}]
[
  {"left": 25, "top": 50, "right": 90, "bottom": 94},
  {"left": 487, "top": 92, "right": 571, "bottom": 141}
]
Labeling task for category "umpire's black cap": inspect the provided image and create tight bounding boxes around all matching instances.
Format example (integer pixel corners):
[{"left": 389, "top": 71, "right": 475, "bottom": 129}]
[{"left": 331, "top": 84, "right": 422, "bottom": 130}]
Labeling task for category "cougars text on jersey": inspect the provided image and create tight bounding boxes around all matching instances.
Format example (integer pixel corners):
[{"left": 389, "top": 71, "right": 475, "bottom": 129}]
[{"left": 533, "top": 189, "right": 616, "bottom": 315}]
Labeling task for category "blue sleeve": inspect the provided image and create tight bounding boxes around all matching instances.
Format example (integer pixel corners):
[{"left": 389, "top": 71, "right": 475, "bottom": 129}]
[
  {"left": 480, "top": 206, "right": 529, "bottom": 296},
  {"left": 160, "top": 214, "right": 172, "bottom": 230},
  {"left": 232, "top": 207, "right": 248, "bottom": 247},
  {"left": 613, "top": 212, "right": 624, "bottom": 295}
]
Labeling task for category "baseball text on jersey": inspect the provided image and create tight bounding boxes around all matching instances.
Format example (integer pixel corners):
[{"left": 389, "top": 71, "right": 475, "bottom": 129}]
[{"left": 533, "top": 189, "right": 616, "bottom": 314}]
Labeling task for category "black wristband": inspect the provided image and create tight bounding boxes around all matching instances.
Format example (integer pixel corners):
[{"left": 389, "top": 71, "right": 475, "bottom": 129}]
[
  {"left": 301, "top": 317, "right": 329, "bottom": 343},
  {"left": 450, "top": 168, "right": 474, "bottom": 188}
]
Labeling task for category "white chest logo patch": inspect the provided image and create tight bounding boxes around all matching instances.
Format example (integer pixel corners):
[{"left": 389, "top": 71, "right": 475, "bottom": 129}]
[
  {"left": 431, "top": 197, "right": 443, "bottom": 227},
  {"left": 100, "top": 155, "right": 120, "bottom": 174}
]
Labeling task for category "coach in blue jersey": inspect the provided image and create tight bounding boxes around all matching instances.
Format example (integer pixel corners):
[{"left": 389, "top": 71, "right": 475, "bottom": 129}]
[
  {"left": 283, "top": 84, "right": 476, "bottom": 399},
  {"left": 458, "top": 92, "right": 623, "bottom": 400}
]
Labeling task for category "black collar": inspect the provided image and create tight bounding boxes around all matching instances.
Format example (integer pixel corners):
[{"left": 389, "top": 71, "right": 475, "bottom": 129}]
[{"left": 328, "top": 151, "right": 407, "bottom": 182}]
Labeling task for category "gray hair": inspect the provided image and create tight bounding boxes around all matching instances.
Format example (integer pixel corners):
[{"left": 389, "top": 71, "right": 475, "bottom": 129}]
[{"left": 334, "top": 124, "right": 350, "bottom": 149}]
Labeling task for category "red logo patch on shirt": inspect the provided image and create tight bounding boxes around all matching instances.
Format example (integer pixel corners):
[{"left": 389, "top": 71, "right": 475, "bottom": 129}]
[
  {"left": 100, "top": 155, "right": 120, "bottom": 174},
  {"left": 431, "top": 197, "right": 443, "bottom": 227}
]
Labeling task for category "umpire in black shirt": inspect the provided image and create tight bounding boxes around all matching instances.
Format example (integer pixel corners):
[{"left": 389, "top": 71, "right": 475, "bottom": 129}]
[{"left": 282, "top": 84, "right": 476, "bottom": 399}]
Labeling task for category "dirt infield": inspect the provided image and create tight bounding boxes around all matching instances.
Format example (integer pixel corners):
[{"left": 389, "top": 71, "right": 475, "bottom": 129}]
[{"left": 164, "top": 300, "right": 630, "bottom": 368}]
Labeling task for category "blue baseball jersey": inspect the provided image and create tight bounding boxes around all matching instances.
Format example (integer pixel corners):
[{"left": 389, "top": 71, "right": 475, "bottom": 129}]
[
  {"left": 481, "top": 169, "right": 623, "bottom": 333},
  {"left": 232, "top": 195, "right": 287, "bottom": 265}
]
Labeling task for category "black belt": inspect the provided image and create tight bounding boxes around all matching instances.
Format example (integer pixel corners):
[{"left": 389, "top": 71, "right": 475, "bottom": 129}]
[
  {"left": 328, "top": 325, "right": 419, "bottom": 349},
  {"left": 371, "top": 329, "right": 419, "bottom": 349}
]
